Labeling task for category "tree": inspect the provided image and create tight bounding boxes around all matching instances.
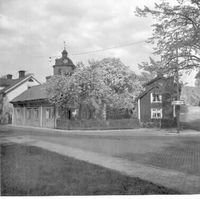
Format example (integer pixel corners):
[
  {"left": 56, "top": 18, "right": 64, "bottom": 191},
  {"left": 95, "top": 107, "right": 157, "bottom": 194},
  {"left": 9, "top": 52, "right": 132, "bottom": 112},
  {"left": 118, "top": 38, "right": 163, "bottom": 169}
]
[
  {"left": 44, "top": 58, "right": 143, "bottom": 119},
  {"left": 135, "top": 0, "right": 200, "bottom": 74},
  {"left": 137, "top": 71, "right": 156, "bottom": 85}
]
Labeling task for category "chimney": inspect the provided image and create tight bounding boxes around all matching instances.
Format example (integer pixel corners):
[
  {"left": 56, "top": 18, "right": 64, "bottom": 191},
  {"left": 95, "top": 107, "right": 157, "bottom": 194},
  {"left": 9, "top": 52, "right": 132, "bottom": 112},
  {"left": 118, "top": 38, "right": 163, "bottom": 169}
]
[
  {"left": 18, "top": 70, "right": 26, "bottom": 78},
  {"left": 7, "top": 74, "right": 12, "bottom": 79}
]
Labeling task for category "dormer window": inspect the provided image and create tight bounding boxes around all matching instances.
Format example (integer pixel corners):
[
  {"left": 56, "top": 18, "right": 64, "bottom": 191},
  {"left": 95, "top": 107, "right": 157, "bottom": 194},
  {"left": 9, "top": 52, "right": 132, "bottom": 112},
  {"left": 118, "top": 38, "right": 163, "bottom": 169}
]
[
  {"left": 151, "top": 93, "right": 162, "bottom": 103},
  {"left": 28, "top": 79, "right": 34, "bottom": 82}
]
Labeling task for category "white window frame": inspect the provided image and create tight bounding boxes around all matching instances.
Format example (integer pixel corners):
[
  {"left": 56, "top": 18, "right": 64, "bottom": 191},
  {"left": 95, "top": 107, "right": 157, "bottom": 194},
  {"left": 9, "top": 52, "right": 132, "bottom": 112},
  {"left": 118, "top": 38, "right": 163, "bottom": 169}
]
[
  {"left": 150, "top": 93, "right": 162, "bottom": 103},
  {"left": 151, "top": 108, "right": 162, "bottom": 119},
  {"left": 45, "top": 108, "right": 51, "bottom": 119},
  {"left": 46, "top": 108, "right": 53, "bottom": 119}
]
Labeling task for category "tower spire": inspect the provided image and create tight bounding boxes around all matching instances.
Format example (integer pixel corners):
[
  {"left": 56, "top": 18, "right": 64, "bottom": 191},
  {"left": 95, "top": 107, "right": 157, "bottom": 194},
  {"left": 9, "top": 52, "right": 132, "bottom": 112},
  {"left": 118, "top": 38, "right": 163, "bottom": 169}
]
[
  {"left": 62, "top": 41, "right": 68, "bottom": 58},
  {"left": 64, "top": 41, "right": 66, "bottom": 50}
]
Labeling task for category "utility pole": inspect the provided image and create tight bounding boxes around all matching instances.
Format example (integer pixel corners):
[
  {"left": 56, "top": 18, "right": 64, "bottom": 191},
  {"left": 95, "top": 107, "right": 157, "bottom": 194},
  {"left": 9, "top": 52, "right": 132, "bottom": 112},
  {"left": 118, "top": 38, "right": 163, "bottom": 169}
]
[{"left": 175, "top": 32, "right": 180, "bottom": 134}]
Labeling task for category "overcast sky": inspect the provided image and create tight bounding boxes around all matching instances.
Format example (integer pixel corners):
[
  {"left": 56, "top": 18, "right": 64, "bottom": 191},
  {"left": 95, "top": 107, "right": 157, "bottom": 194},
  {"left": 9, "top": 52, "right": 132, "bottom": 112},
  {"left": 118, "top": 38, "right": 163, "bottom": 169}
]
[{"left": 0, "top": 0, "right": 196, "bottom": 85}]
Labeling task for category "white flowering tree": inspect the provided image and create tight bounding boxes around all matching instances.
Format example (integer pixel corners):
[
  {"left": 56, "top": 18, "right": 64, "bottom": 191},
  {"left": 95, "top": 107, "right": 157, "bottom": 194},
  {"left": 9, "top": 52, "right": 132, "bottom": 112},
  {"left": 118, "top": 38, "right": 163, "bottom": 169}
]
[{"left": 44, "top": 58, "right": 143, "bottom": 120}]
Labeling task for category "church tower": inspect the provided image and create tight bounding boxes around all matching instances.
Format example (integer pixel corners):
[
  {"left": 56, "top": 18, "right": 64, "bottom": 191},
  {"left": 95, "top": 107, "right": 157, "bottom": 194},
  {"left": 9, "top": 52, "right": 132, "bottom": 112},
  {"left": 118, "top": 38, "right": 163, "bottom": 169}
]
[{"left": 53, "top": 46, "right": 75, "bottom": 75}]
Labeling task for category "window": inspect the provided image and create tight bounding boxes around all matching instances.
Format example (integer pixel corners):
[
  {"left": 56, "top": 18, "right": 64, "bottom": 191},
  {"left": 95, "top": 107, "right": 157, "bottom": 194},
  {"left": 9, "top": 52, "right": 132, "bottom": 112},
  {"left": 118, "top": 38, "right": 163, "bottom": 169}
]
[
  {"left": 46, "top": 108, "right": 53, "bottom": 119},
  {"left": 27, "top": 108, "right": 32, "bottom": 119},
  {"left": 33, "top": 108, "right": 39, "bottom": 119},
  {"left": 151, "top": 108, "right": 162, "bottom": 119},
  {"left": 151, "top": 93, "right": 162, "bottom": 103},
  {"left": 58, "top": 68, "right": 62, "bottom": 75},
  {"left": 46, "top": 108, "right": 50, "bottom": 119},
  {"left": 16, "top": 108, "right": 21, "bottom": 119},
  {"left": 28, "top": 78, "right": 34, "bottom": 82}
]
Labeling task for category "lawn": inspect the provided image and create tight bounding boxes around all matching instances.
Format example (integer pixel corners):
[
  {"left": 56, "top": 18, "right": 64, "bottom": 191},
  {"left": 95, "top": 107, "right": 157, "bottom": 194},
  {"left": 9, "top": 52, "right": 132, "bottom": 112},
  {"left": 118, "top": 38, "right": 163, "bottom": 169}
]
[{"left": 0, "top": 143, "right": 179, "bottom": 196}]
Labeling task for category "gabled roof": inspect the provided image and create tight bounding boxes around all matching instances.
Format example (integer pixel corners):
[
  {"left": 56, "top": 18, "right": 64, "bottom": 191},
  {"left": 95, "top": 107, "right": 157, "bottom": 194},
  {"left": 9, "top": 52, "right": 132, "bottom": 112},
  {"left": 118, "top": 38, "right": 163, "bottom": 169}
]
[
  {"left": 137, "top": 75, "right": 165, "bottom": 100},
  {"left": 11, "top": 84, "right": 47, "bottom": 103},
  {"left": 137, "top": 85, "right": 159, "bottom": 100},
  {"left": 0, "top": 74, "right": 40, "bottom": 94},
  {"left": 143, "top": 75, "right": 163, "bottom": 86}
]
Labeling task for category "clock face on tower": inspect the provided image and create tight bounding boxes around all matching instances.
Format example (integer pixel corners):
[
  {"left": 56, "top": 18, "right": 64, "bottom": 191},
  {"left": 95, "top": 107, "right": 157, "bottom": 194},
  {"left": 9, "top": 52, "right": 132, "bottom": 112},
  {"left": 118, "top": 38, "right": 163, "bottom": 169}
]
[{"left": 63, "top": 59, "right": 68, "bottom": 64}]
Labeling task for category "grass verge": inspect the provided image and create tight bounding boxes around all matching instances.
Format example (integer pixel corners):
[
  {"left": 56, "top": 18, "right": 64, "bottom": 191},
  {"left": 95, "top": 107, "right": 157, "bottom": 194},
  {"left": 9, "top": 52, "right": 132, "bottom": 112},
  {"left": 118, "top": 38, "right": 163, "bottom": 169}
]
[{"left": 1, "top": 143, "right": 179, "bottom": 195}]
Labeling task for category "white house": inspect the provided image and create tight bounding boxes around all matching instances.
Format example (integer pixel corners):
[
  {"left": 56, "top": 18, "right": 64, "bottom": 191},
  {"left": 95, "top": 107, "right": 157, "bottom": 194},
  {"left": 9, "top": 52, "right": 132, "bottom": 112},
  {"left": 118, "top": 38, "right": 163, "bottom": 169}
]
[{"left": 0, "top": 70, "right": 40, "bottom": 124}]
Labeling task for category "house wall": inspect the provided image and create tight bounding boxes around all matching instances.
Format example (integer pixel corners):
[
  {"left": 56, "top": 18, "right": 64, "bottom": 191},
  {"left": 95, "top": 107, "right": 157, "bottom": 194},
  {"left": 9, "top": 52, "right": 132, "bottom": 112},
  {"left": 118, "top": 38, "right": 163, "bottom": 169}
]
[
  {"left": 13, "top": 103, "right": 56, "bottom": 128},
  {"left": 1, "top": 77, "right": 40, "bottom": 124},
  {"left": 25, "top": 106, "right": 40, "bottom": 127},
  {"left": 140, "top": 87, "right": 163, "bottom": 124},
  {"left": 139, "top": 77, "right": 175, "bottom": 126},
  {"left": 2, "top": 95, "right": 13, "bottom": 123},
  {"left": 42, "top": 106, "right": 55, "bottom": 128},
  {"left": 162, "top": 92, "right": 173, "bottom": 119},
  {"left": 140, "top": 92, "right": 151, "bottom": 123},
  {"left": 6, "top": 77, "right": 39, "bottom": 102},
  {"left": 13, "top": 106, "right": 24, "bottom": 125}
]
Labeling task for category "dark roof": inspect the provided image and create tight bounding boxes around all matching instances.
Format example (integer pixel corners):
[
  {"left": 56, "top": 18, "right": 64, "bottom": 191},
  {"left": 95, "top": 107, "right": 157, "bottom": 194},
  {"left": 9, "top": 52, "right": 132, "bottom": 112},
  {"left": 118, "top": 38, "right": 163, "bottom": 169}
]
[
  {"left": 0, "top": 74, "right": 37, "bottom": 94},
  {"left": 54, "top": 57, "right": 75, "bottom": 67},
  {"left": 137, "top": 76, "right": 175, "bottom": 100},
  {"left": 11, "top": 84, "right": 47, "bottom": 103},
  {"left": 137, "top": 86, "right": 159, "bottom": 100},
  {"left": 143, "top": 75, "right": 163, "bottom": 86},
  {"left": 137, "top": 75, "right": 167, "bottom": 100}
]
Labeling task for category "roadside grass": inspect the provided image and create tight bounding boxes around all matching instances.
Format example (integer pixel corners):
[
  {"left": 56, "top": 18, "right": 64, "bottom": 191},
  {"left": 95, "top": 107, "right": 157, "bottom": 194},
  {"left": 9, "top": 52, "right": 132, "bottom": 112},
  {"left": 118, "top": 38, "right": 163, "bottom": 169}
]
[{"left": 1, "top": 143, "right": 179, "bottom": 196}]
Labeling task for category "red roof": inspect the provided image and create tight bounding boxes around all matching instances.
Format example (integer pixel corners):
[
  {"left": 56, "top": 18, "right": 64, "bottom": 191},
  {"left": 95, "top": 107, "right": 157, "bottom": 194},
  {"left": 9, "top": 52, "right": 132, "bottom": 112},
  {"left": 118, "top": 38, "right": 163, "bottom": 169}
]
[{"left": 11, "top": 84, "right": 47, "bottom": 103}]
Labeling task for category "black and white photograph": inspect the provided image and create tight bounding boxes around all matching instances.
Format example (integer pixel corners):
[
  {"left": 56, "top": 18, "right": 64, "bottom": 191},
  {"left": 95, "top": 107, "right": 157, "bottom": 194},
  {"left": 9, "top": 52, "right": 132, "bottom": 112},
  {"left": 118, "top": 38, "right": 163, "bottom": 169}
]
[{"left": 0, "top": 0, "right": 200, "bottom": 196}]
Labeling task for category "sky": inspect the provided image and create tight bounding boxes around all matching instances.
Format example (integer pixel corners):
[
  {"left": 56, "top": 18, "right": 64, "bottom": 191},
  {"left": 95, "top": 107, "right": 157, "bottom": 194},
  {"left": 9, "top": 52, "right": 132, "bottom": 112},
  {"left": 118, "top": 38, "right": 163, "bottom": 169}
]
[{"left": 0, "top": 0, "right": 197, "bottom": 85}]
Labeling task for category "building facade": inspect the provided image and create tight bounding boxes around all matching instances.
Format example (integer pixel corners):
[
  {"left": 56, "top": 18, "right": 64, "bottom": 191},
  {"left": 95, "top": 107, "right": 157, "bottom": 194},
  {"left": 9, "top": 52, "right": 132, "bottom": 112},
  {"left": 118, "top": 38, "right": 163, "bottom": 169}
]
[
  {"left": 11, "top": 48, "right": 76, "bottom": 128},
  {"left": 11, "top": 85, "right": 56, "bottom": 128},
  {"left": 0, "top": 71, "right": 40, "bottom": 124},
  {"left": 137, "top": 75, "right": 177, "bottom": 127},
  {"left": 11, "top": 48, "right": 136, "bottom": 129},
  {"left": 53, "top": 49, "right": 75, "bottom": 75}
]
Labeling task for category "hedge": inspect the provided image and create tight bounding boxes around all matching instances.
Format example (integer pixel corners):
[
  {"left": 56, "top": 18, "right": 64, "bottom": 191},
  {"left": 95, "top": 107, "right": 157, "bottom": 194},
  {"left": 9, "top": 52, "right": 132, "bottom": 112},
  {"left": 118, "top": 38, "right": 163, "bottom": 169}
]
[{"left": 56, "top": 118, "right": 139, "bottom": 130}]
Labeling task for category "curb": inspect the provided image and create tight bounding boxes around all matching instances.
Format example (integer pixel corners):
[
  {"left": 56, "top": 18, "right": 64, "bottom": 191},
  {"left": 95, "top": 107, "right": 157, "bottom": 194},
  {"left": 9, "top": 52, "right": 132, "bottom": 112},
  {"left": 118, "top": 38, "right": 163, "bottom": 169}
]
[{"left": 2, "top": 124, "right": 200, "bottom": 137}]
